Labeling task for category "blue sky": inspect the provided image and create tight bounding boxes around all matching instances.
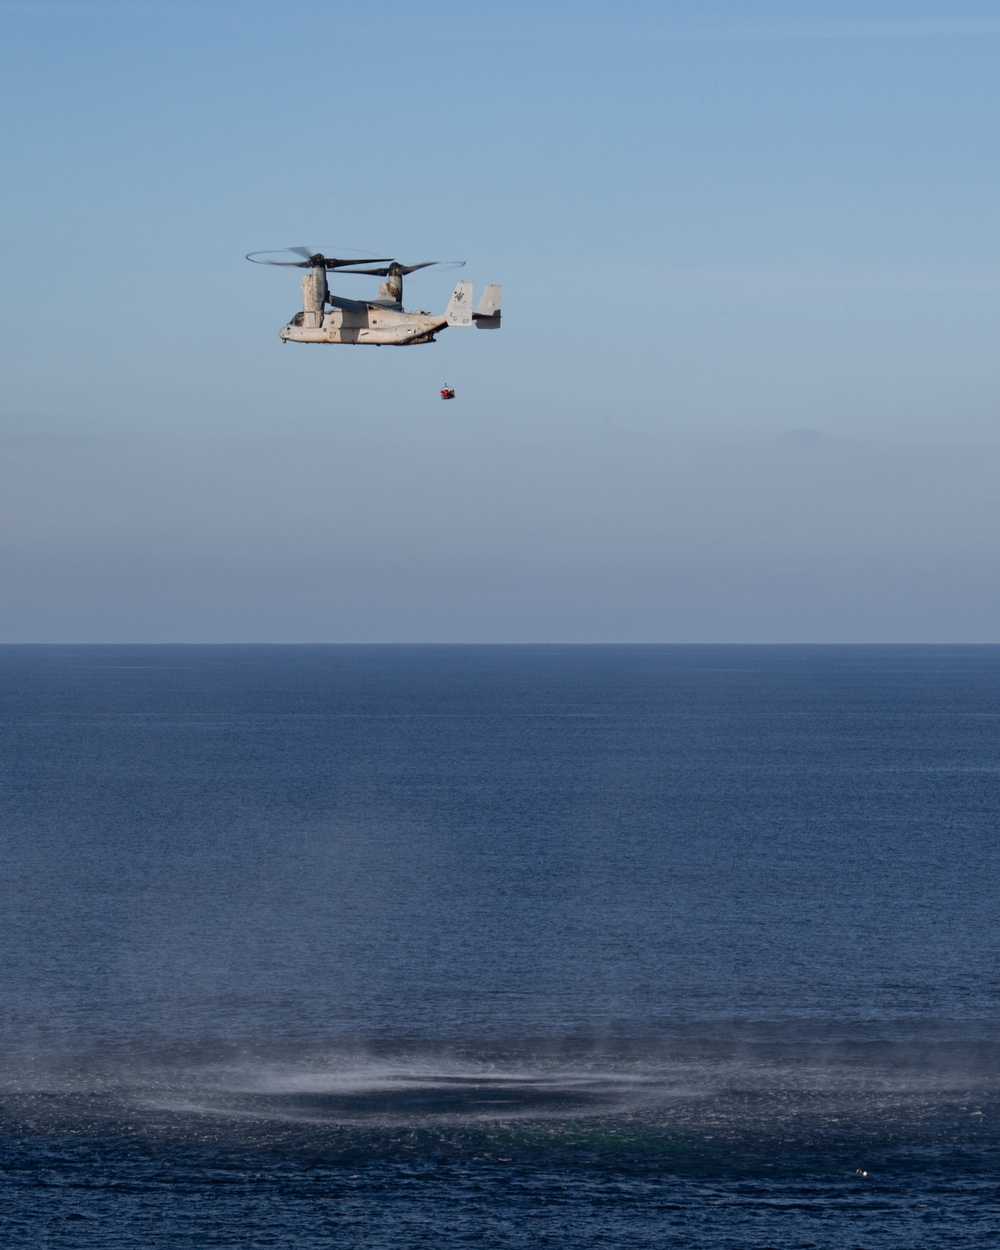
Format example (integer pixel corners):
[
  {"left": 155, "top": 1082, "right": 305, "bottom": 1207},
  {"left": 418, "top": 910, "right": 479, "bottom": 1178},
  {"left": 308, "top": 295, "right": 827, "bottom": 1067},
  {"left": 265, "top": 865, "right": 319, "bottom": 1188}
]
[{"left": 2, "top": 0, "right": 1000, "bottom": 640}]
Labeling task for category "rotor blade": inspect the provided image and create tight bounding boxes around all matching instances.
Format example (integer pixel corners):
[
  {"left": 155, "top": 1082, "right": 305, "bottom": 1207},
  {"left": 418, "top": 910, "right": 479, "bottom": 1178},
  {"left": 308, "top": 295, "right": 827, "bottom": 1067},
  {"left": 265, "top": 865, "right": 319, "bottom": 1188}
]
[
  {"left": 246, "top": 248, "right": 396, "bottom": 269},
  {"left": 246, "top": 251, "right": 312, "bottom": 267},
  {"left": 325, "top": 256, "right": 394, "bottom": 270},
  {"left": 333, "top": 261, "right": 466, "bottom": 277},
  {"left": 332, "top": 266, "right": 393, "bottom": 277},
  {"left": 394, "top": 260, "right": 465, "bottom": 275},
  {"left": 414, "top": 260, "right": 465, "bottom": 273}
]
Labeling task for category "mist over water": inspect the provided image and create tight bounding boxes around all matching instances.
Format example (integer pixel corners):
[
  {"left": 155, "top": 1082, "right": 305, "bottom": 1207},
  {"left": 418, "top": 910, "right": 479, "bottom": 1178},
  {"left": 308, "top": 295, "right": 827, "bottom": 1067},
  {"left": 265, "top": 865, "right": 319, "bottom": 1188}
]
[{"left": 2, "top": 645, "right": 998, "bottom": 1246}]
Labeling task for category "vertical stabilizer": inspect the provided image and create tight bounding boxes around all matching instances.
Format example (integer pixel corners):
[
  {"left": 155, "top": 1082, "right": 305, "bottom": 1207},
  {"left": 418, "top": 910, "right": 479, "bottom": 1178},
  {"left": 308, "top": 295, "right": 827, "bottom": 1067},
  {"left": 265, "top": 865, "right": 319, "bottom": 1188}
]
[
  {"left": 445, "top": 280, "right": 474, "bottom": 326},
  {"left": 473, "top": 284, "right": 501, "bottom": 328}
]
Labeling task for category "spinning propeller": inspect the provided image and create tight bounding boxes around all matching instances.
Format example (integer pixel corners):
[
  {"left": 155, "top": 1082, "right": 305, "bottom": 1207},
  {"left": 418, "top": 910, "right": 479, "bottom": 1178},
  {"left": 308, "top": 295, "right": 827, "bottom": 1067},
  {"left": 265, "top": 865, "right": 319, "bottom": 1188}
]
[
  {"left": 246, "top": 249, "right": 465, "bottom": 276},
  {"left": 333, "top": 260, "right": 464, "bottom": 278},
  {"left": 246, "top": 248, "right": 396, "bottom": 270}
]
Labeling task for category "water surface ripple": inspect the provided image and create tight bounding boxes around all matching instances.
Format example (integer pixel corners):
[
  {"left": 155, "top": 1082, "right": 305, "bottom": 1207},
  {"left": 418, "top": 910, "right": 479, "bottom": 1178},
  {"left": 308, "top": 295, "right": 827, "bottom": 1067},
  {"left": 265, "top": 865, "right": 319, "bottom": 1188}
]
[{"left": 1, "top": 644, "right": 998, "bottom": 1246}]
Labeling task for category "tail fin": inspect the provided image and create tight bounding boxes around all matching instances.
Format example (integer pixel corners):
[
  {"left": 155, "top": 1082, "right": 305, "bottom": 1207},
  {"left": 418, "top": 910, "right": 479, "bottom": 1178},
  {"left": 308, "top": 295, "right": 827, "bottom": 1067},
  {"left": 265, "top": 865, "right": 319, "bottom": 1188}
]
[
  {"left": 444, "top": 281, "right": 473, "bottom": 326},
  {"left": 474, "top": 284, "right": 501, "bottom": 329}
]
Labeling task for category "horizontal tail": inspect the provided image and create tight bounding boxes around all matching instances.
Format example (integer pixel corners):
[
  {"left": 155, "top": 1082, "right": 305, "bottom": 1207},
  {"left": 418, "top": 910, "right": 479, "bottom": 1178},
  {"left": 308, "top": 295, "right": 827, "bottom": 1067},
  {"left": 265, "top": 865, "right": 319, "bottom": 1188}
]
[{"left": 474, "top": 284, "right": 501, "bottom": 328}]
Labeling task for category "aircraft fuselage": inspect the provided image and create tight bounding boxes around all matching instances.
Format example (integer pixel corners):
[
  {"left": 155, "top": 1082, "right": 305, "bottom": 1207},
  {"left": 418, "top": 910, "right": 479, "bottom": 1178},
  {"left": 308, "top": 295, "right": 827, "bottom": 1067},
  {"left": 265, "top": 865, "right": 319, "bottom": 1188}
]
[{"left": 280, "top": 306, "right": 447, "bottom": 346}]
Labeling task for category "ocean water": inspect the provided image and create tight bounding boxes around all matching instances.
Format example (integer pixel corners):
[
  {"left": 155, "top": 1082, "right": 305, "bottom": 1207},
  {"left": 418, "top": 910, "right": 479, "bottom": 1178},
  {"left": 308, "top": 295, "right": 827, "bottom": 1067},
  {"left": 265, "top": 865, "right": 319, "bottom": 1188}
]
[{"left": 1, "top": 644, "right": 998, "bottom": 1247}]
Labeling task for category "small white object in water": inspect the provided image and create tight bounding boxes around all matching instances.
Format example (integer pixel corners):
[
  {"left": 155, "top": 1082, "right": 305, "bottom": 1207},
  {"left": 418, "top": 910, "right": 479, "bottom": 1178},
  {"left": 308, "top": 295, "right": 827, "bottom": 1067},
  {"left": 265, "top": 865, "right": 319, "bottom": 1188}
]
[{"left": 855, "top": 1169, "right": 868, "bottom": 1177}]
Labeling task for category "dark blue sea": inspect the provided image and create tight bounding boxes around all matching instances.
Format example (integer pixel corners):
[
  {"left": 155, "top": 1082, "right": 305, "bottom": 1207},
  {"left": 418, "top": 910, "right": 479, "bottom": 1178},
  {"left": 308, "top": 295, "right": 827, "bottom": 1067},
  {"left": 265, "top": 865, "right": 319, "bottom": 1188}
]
[{"left": 1, "top": 645, "right": 998, "bottom": 1247}]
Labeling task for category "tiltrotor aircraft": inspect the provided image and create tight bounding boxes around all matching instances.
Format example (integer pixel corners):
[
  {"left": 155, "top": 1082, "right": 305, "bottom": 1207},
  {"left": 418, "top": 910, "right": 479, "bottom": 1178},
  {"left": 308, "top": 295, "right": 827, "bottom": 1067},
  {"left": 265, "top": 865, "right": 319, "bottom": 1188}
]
[{"left": 247, "top": 248, "right": 502, "bottom": 346}]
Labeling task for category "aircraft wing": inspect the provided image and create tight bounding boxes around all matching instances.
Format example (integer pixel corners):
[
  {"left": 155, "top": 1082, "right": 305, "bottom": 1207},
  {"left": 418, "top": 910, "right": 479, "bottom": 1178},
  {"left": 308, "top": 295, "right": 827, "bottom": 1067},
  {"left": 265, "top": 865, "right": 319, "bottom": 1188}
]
[{"left": 325, "top": 294, "right": 370, "bottom": 313}]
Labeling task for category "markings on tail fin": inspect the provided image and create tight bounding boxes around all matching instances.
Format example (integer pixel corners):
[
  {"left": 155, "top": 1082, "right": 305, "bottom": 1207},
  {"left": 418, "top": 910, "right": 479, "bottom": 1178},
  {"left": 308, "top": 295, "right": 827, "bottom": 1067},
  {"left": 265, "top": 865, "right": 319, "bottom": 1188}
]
[{"left": 445, "top": 281, "right": 474, "bottom": 326}]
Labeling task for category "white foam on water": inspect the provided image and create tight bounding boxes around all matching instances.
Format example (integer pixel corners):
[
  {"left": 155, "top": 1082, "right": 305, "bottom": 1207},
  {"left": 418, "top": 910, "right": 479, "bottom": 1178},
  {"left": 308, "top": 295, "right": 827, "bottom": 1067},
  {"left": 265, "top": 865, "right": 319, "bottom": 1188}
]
[{"left": 5, "top": 1037, "right": 999, "bottom": 1134}]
